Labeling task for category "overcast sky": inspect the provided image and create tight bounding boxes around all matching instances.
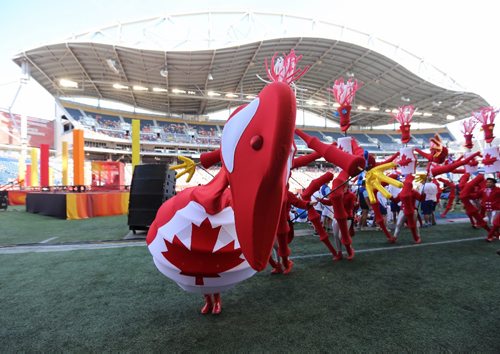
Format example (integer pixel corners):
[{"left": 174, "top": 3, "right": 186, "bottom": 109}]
[{"left": 1, "top": 0, "right": 499, "bottom": 137}]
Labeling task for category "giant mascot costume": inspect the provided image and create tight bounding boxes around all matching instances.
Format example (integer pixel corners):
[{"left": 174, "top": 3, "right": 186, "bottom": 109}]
[{"left": 147, "top": 82, "right": 297, "bottom": 314}]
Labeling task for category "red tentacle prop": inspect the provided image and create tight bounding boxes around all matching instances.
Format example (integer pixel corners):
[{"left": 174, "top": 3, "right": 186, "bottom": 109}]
[
  {"left": 328, "top": 78, "right": 363, "bottom": 132},
  {"left": 472, "top": 106, "right": 498, "bottom": 144},
  {"left": 390, "top": 105, "right": 415, "bottom": 144},
  {"left": 264, "top": 49, "right": 310, "bottom": 86},
  {"left": 461, "top": 118, "right": 478, "bottom": 150}
]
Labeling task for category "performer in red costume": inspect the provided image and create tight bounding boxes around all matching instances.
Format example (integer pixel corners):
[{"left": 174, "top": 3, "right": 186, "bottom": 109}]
[
  {"left": 437, "top": 177, "right": 456, "bottom": 218},
  {"left": 392, "top": 175, "right": 424, "bottom": 243},
  {"left": 476, "top": 177, "right": 500, "bottom": 241},
  {"left": 318, "top": 171, "right": 355, "bottom": 260},
  {"left": 269, "top": 188, "right": 314, "bottom": 274},
  {"left": 458, "top": 173, "right": 490, "bottom": 233},
  {"left": 301, "top": 172, "right": 341, "bottom": 259}
]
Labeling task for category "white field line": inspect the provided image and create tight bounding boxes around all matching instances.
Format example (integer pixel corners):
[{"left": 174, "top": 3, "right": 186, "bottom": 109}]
[
  {"left": 292, "top": 236, "right": 485, "bottom": 259},
  {"left": 0, "top": 241, "right": 145, "bottom": 254},
  {"left": 39, "top": 237, "right": 59, "bottom": 244},
  {"left": 0, "top": 236, "right": 487, "bottom": 256}
]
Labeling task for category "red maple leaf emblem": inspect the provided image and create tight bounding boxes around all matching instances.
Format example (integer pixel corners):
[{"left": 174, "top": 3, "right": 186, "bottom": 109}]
[
  {"left": 337, "top": 144, "right": 344, "bottom": 152},
  {"left": 483, "top": 153, "right": 498, "bottom": 166},
  {"left": 399, "top": 154, "right": 413, "bottom": 167},
  {"left": 162, "top": 218, "right": 244, "bottom": 286}
]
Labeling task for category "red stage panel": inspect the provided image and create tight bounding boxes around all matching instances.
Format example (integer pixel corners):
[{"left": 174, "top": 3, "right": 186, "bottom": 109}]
[
  {"left": 8, "top": 191, "right": 27, "bottom": 205},
  {"left": 66, "top": 192, "right": 129, "bottom": 220}
]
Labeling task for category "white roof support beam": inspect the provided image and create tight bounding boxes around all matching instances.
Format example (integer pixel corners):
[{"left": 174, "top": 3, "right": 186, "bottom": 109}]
[{"left": 65, "top": 43, "right": 103, "bottom": 98}]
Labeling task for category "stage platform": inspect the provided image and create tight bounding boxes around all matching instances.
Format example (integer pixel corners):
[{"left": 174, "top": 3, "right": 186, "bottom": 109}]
[
  {"left": 26, "top": 191, "right": 130, "bottom": 220},
  {"left": 7, "top": 190, "right": 27, "bottom": 205}
]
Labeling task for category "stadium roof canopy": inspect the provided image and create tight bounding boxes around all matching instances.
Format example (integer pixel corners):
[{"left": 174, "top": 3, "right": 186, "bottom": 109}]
[{"left": 12, "top": 11, "right": 488, "bottom": 126}]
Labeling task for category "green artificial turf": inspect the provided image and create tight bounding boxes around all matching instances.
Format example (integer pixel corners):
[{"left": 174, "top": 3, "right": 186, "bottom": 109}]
[
  {"left": 1, "top": 218, "right": 499, "bottom": 351},
  {"left": 0, "top": 207, "right": 129, "bottom": 245}
]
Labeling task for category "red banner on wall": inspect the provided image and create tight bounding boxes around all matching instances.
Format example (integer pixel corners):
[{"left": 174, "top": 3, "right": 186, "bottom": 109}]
[{"left": 0, "top": 111, "right": 54, "bottom": 148}]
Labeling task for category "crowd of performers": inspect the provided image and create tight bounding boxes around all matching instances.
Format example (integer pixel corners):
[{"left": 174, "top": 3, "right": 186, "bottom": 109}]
[
  {"left": 275, "top": 158, "right": 499, "bottom": 273},
  {"left": 146, "top": 49, "right": 499, "bottom": 314},
  {"left": 266, "top": 135, "right": 499, "bottom": 275}
]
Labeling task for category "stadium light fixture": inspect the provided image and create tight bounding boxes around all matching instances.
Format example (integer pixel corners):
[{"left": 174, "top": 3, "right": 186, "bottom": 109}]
[
  {"left": 357, "top": 105, "right": 367, "bottom": 110},
  {"left": 385, "top": 109, "right": 391, "bottom": 113},
  {"left": 225, "top": 93, "right": 238, "bottom": 98},
  {"left": 401, "top": 96, "right": 411, "bottom": 102},
  {"left": 133, "top": 85, "right": 148, "bottom": 91},
  {"left": 369, "top": 106, "right": 380, "bottom": 111},
  {"left": 332, "top": 102, "right": 340, "bottom": 108},
  {"left": 113, "top": 83, "right": 128, "bottom": 90},
  {"left": 59, "top": 79, "right": 78, "bottom": 88},
  {"left": 106, "top": 59, "right": 120, "bottom": 74},
  {"left": 187, "top": 90, "right": 196, "bottom": 95},
  {"left": 423, "top": 112, "right": 433, "bottom": 117},
  {"left": 207, "top": 91, "right": 221, "bottom": 97},
  {"left": 160, "top": 68, "right": 168, "bottom": 78},
  {"left": 245, "top": 94, "right": 256, "bottom": 99},
  {"left": 446, "top": 115, "right": 455, "bottom": 120},
  {"left": 413, "top": 112, "right": 423, "bottom": 116},
  {"left": 172, "top": 88, "right": 186, "bottom": 94},
  {"left": 207, "top": 73, "right": 214, "bottom": 81},
  {"left": 153, "top": 87, "right": 168, "bottom": 92}
]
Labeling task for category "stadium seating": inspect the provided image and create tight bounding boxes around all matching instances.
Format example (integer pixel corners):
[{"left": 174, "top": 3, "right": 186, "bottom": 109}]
[
  {"left": 65, "top": 107, "right": 85, "bottom": 121},
  {"left": 367, "top": 134, "right": 394, "bottom": 144},
  {"left": 0, "top": 156, "right": 20, "bottom": 185},
  {"left": 322, "top": 131, "right": 344, "bottom": 141}
]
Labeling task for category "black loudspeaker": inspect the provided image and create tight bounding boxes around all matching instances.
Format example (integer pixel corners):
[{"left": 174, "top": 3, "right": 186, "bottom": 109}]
[
  {"left": 128, "top": 164, "right": 176, "bottom": 233},
  {"left": 0, "top": 191, "right": 8, "bottom": 211}
]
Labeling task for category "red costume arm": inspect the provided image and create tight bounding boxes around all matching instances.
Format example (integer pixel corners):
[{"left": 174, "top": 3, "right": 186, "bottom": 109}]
[
  {"left": 460, "top": 174, "right": 485, "bottom": 198},
  {"left": 415, "top": 148, "right": 432, "bottom": 161},
  {"left": 318, "top": 198, "right": 332, "bottom": 206},
  {"left": 287, "top": 191, "right": 310, "bottom": 210},
  {"left": 430, "top": 152, "right": 481, "bottom": 177},
  {"left": 292, "top": 151, "right": 322, "bottom": 169},
  {"left": 375, "top": 152, "right": 400, "bottom": 166},
  {"left": 301, "top": 172, "right": 334, "bottom": 200},
  {"left": 295, "top": 129, "right": 365, "bottom": 176},
  {"left": 200, "top": 149, "right": 221, "bottom": 168}
]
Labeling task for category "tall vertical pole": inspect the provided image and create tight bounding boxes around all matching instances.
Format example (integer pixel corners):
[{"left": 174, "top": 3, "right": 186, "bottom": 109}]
[
  {"left": 18, "top": 114, "right": 28, "bottom": 187},
  {"left": 73, "top": 129, "right": 84, "bottom": 185},
  {"left": 30, "top": 148, "right": 39, "bottom": 187},
  {"left": 40, "top": 144, "right": 49, "bottom": 187},
  {"left": 131, "top": 119, "right": 140, "bottom": 169},
  {"left": 62, "top": 141, "right": 69, "bottom": 185}
]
